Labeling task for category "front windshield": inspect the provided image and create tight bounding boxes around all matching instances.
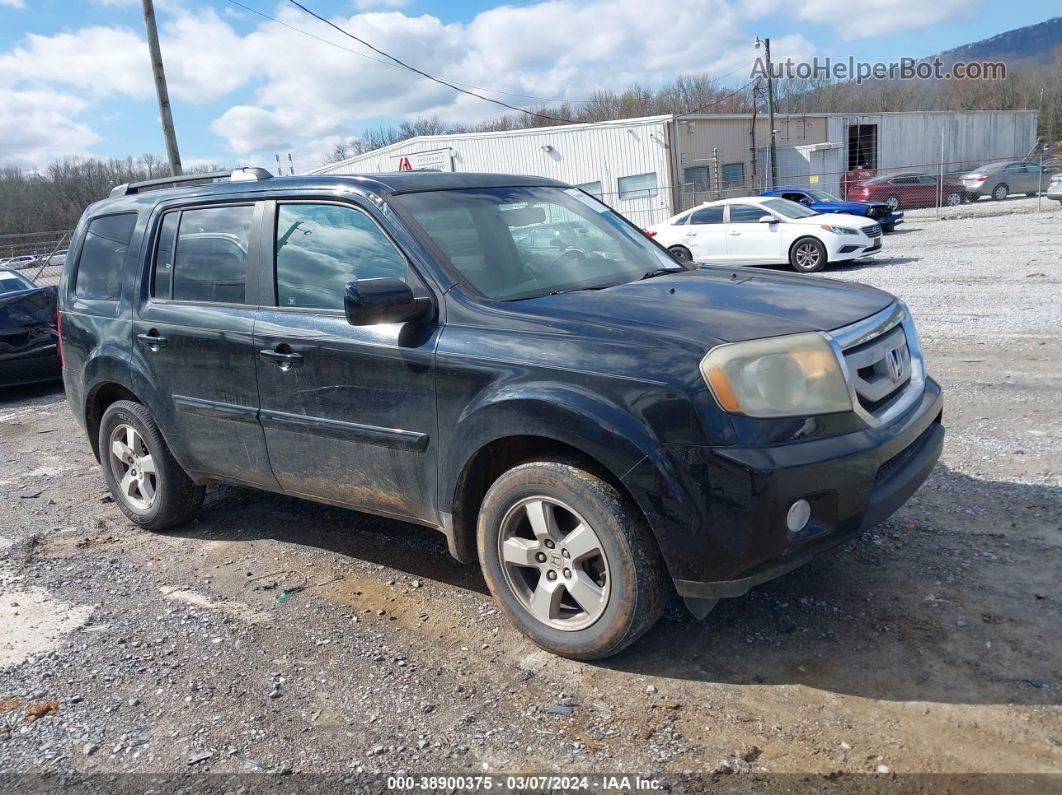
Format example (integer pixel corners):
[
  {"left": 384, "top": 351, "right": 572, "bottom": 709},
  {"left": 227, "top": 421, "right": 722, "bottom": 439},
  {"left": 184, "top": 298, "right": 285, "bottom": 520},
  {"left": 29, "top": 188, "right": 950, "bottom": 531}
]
[
  {"left": 807, "top": 190, "right": 844, "bottom": 203},
  {"left": 762, "top": 198, "right": 820, "bottom": 219},
  {"left": 396, "top": 186, "right": 684, "bottom": 300}
]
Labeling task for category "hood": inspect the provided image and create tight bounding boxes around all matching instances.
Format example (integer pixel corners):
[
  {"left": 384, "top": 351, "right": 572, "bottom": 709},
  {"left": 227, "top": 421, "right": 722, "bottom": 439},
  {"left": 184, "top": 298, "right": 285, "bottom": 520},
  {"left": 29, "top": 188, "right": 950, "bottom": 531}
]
[
  {"left": 510, "top": 267, "right": 895, "bottom": 345},
  {"left": 0, "top": 286, "right": 57, "bottom": 354},
  {"left": 814, "top": 200, "right": 884, "bottom": 212}
]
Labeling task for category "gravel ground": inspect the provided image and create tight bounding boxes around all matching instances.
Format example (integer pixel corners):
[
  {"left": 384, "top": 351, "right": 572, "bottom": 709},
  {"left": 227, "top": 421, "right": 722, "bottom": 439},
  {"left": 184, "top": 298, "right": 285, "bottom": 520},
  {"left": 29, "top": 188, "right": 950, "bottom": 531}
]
[{"left": 0, "top": 208, "right": 1059, "bottom": 789}]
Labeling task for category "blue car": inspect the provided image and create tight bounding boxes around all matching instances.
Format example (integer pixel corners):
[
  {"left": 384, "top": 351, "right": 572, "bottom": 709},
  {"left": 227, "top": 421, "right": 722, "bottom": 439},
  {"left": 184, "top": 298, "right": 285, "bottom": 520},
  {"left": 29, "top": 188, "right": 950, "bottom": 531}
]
[{"left": 761, "top": 188, "right": 903, "bottom": 232}]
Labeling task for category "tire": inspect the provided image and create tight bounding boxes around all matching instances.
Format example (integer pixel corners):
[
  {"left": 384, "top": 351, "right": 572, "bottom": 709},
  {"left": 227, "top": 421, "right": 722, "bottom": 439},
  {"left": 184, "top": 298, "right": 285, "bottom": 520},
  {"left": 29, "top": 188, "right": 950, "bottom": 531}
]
[
  {"left": 885, "top": 195, "right": 901, "bottom": 211},
  {"left": 944, "top": 192, "right": 962, "bottom": 207},
  {"left": 991, "top": 183, "right": 1008, "bottom": 201},
  {"left": 1025, "top": 192, "right": 1037, "bottom": 197},
  {"left": 882, "top": 222, "right": 896, "bottom": 233},
  {"left": 668, "top": 245, "right": 692, "bottom": 262},
  {"left": 477, "top": 460, "right": 667, "bottom": 660},
  {"left": 789, "top": 237, "right": 827, "bottom": 273},
  {"left": 99, "top": 400, "right": 204, "bottom": 531}
]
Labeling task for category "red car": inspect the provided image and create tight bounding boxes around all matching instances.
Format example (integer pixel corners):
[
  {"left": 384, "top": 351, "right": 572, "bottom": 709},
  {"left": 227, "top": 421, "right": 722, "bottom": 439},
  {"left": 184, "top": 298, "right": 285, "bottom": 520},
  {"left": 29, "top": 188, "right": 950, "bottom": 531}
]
[{"left": 847, "top": 173, "right": 967, "bottom": 211}]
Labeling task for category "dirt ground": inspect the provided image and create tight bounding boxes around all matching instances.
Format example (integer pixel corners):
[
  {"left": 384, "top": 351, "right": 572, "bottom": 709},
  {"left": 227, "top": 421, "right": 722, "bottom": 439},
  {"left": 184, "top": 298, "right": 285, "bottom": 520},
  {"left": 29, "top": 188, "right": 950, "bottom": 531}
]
[{"left": 0, "top": 208, "right": 1059, "bottom": 788}]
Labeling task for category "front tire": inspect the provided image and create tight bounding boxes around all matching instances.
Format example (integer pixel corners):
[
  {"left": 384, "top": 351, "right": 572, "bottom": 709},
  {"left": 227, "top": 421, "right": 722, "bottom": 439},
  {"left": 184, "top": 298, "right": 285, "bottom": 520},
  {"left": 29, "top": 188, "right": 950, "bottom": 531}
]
[
  {"left": 882, "top": 222, "right": 896, "bottom": 233},
  {"left": 99, "top": 400, "right": 204, "bottom": 531},
  {"left": 477, "top": 461, "right": 667, "bottom": 660},
  {"left": 668, "top": 245, "right": 692, "bottom": 262},
  {"left": 789, "top": 237, "right": 827, "bottom": 273}
]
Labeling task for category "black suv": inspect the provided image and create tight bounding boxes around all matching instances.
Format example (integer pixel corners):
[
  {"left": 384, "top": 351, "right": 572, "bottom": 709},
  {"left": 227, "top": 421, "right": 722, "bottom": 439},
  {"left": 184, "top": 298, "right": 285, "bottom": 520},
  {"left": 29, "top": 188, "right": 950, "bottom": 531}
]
[{"left": 59, "top": 168, "right": 944, "bottom": 659}]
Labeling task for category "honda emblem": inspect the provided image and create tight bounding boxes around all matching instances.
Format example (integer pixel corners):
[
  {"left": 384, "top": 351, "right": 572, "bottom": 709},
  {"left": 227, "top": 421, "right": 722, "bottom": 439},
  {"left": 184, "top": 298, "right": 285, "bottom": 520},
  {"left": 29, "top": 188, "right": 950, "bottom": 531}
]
[{"left": 885, "top": 346, "right": 904, "bottom": 382}]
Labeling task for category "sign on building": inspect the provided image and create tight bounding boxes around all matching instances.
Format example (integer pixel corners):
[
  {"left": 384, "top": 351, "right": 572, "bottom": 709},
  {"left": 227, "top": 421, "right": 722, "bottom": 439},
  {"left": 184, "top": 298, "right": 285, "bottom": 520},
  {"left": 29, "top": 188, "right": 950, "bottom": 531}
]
[{"left": 392, "top": 149, "right": 454, "bottom": 172}]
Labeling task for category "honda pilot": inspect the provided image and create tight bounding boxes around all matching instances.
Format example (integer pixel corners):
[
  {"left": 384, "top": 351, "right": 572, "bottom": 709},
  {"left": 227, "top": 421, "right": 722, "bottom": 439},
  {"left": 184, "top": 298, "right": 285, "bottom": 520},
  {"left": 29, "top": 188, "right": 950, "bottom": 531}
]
[{"left": 59, "top": 169, "right": 944, "bottom": 660}]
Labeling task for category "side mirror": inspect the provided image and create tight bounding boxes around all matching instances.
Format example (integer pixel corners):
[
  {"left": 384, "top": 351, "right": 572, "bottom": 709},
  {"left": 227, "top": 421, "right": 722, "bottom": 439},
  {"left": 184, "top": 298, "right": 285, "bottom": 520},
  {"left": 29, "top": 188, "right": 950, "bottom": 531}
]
[
  {"left": 344, "top": 278, "right": 432, "bottom": 326},
  {"left": 758, "top": 215, "right": 778, "bottom": 224}
]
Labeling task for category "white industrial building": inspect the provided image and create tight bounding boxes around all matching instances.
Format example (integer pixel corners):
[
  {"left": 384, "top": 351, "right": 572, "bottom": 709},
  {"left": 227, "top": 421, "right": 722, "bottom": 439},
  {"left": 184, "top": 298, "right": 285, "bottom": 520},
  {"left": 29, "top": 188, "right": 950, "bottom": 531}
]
[{"left": 312, "top": 110, "right": 1039, "bottom": 226}]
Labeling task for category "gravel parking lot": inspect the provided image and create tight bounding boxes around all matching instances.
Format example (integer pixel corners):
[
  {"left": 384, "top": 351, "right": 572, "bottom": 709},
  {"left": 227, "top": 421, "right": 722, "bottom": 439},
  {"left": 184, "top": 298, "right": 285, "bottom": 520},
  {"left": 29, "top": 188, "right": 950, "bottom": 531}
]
[{"left": 0, "top": 207, "right": 1059, "bottom": 786}]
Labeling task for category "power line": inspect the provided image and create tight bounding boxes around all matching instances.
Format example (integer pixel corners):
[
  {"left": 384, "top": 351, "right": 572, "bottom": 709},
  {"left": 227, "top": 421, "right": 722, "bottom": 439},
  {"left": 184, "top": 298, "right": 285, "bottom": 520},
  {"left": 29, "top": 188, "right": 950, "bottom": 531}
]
[
  {"left": 223, "top": 0, "right": 595, "bottom": 105},
  {"left": 283, "top": 0, "right": 576, "bottom": 124},
  {"left": 678, "top": 78, "right": 758, "bottom": 117}
]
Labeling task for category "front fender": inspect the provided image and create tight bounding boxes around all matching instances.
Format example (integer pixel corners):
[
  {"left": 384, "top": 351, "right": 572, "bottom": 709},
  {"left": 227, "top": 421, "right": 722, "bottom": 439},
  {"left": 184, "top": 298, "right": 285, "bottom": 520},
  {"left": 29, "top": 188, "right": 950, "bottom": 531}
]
[{"left": 440, "top": 383, "right": 661, "bottom": 513}]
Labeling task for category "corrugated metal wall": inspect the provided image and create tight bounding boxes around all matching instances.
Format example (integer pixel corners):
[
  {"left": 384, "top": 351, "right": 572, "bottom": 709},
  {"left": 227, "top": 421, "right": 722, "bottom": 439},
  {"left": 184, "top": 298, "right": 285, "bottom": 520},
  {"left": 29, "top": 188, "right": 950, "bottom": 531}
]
[
  {"left": 315, "top": 117, "right": 676, "bottom": 227},
  {"left": 827, "top": 111, "right": 1039, "bottom": 177}
]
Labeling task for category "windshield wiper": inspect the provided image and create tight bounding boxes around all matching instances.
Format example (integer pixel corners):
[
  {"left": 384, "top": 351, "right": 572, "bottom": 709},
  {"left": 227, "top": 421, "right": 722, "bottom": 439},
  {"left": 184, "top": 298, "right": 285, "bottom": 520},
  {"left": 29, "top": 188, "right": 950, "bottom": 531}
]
[{"left": 640, "top": 267, "right": 683, "bottom": 280}]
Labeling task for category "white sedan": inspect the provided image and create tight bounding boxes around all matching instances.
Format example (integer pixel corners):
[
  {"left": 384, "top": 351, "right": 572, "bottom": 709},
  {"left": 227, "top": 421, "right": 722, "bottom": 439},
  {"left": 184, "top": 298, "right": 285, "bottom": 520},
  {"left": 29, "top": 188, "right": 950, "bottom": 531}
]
[{"left": 647, "top": 197, "right": 883, "bottom": 273}]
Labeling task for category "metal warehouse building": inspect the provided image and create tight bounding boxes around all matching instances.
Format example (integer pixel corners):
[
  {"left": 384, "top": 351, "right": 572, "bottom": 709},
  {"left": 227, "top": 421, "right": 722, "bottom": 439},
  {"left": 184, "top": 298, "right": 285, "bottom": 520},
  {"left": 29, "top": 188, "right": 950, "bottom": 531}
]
[{"left": 312, "top": 110, "right": 1039, "bottom": 227}]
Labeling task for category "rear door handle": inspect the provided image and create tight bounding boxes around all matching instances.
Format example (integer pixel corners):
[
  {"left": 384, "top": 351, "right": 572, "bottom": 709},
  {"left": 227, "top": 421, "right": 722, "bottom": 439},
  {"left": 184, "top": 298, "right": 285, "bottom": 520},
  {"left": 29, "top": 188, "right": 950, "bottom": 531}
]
[
  {"left": 259, "top": 348, "right": 304, "bottom": 368},
  {"left": 136, "top": 331, "right": 167, "bottom": 349}
]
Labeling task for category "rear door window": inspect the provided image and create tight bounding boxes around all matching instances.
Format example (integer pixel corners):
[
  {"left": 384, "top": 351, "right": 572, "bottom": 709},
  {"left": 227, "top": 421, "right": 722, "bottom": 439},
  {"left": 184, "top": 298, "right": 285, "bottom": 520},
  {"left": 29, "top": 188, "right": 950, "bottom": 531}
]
[
  {"left": 171, "top": 205, "right": 253, "bottom": 304},
  {"left": 728, "top": 205, "right": 768, "bottom": 223},
  {"left": 689, "top": 207, "right": 725, "bottom": 225},
  {"left": 74, "top": 213, "right": 137, "bottom": 301}
]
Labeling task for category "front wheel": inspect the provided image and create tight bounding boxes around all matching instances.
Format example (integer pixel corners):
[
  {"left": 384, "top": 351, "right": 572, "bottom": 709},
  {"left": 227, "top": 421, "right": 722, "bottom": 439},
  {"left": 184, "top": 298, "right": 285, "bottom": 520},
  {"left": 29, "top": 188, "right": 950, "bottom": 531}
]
[
  {"left": 789, "top": 237, "right": 827, "bottom": 273},
  {"left": 882, "top": 222, "right": 896, "bottom": 233},
  {"left": 668, "top": 245, "right": 692, "bottom": 262},
  {"left": 477, "top": 461, "right": 667, "bottom": 660},
  {"left": 99, "top": 400, "right": 204, "bottom": 531},
  {"left": 991, "top": 183, "right": 1009, "bottom": 201}
]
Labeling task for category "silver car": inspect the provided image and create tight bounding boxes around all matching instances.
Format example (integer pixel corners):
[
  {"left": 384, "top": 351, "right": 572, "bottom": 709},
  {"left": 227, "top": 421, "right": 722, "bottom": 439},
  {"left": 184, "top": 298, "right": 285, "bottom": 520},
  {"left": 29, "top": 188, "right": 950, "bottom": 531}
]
[
  {"left": 960, "top": 161, "right": 1049, "bottom": 200},
  {"left": 1047, "top": 172, "right": 1062, "bottom": 205}
]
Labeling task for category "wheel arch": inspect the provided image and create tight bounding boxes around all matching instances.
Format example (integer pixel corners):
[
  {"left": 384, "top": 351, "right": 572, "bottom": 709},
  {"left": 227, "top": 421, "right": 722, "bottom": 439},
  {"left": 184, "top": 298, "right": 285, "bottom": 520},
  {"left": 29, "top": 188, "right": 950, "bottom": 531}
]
[
  {"left": 442, "top": 393, "right": 662, "bottom": 565},
  {"left": 84, "top": 381, "right": 143, "bottom": 462}
]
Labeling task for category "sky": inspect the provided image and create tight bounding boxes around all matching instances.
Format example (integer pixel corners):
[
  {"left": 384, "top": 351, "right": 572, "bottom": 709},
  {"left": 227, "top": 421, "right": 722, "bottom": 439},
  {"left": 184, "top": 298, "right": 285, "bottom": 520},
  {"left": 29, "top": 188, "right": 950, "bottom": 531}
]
[{"left": 0, "top": 0, "right": 1057, "bottom": 172}]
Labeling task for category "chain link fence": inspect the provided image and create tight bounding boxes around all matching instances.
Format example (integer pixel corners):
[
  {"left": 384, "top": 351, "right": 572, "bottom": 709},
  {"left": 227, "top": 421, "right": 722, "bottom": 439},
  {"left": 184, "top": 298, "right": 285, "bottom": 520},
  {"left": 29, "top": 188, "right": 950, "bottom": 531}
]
[{"left": 0, "top": 229, "right": 72, "bottom": 288}]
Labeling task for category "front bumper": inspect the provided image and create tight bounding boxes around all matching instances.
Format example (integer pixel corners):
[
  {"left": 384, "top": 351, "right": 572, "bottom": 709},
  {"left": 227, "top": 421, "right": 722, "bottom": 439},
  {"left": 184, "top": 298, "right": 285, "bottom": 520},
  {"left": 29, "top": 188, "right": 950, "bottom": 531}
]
[
  {"left": 0, "top": 344, "right": 60, "bottom": 387},
  {"left": 623, "top": 378, "right": 943, "bottom": 603}
]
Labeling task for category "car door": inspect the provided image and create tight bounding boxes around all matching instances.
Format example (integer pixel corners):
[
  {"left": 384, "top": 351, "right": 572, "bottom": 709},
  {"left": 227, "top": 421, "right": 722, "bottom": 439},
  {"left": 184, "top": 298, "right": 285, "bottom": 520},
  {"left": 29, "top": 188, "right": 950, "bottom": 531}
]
[
  {"left": 133, "top": 201, "right": 278, "bottom": 488},
  {"left": 724, "top": 203, "right": 783, "bottom": 263},
  {"left": 253, "top": 198, "right": 441, "bottom": 524},
  {"left": 680, "top": 205, "right": 728, "bottom": 262}
]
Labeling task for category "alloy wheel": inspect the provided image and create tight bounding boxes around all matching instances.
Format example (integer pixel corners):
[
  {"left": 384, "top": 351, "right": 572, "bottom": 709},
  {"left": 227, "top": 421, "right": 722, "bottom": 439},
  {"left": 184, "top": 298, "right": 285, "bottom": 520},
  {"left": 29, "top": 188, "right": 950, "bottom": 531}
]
[
  {"left": 945, "top": 193, "right": 961, "bottom": 206},
  {"left": 795, "top": 242, "right": 821, "bottom": 270},
  {"left": 107, "top": 424, "right": 158, "bottom": 511},
  {"left": 497, "top": 497, "right": 610, "bottom": 631}
]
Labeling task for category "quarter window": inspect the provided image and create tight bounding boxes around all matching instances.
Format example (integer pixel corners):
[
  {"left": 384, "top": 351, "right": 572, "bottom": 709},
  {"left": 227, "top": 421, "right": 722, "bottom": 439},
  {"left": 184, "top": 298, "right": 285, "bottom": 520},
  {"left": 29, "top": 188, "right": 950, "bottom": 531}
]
[
  {"left": 172, "top": 205, "right": 253, "bottom": 304},
  {"left": 617, "top": 173, "right": 658, "bottom": 200},
  {"left": 74, "top": 213, "right": 137, "bottom": 301},
  {"left": 275, "top": 203, "right": 407, "bottom": 310}
]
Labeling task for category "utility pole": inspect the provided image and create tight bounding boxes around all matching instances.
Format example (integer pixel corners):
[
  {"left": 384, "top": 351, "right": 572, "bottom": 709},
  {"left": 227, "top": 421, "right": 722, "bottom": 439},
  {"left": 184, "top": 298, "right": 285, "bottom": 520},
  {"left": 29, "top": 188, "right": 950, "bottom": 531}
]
[
  {"left": 755, "top": 36, "right": 777, "bottom": 190},
  {"left": 141, "top": 0, "right": 182, "bottom": 176}
]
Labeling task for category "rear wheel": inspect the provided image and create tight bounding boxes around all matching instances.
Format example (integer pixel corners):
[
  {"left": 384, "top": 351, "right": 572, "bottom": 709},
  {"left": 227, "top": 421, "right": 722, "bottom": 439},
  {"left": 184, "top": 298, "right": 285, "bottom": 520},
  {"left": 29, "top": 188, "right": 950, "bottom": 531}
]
[
  {"left": 477, "top": 460, "right": 667, "bottom": 660},
  {"left": 789, "top": 237, "right": 827, "bottom": 273},
  {"left": 668, "top": 245, "right": 692, "bottom": 262},
  {"left": 945, "top": 192, "right": 962, "bottom": 207},
  {"left": 991, "top": 183, "right": 1009, "bottom": 201},
  {"left": 99, "top": 400, "right": 204, "bottom": 531},
  {"left": 885, "top": 195, "right": 901, "bottom": 211}
]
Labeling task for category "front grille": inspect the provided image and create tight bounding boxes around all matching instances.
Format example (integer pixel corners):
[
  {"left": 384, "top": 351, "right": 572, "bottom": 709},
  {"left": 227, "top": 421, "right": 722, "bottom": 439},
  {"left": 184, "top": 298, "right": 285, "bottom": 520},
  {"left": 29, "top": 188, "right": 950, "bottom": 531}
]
[
  {"left": 864, "top": 224, "right": 882, "bottom": 238},
  {"left": 875, "top": 421, "right": 937, "bottom": 484},
  {"left": 841, "top": 323, "right": 913, "bottom": 420},
  {"left": 859, "top": 378, "right": 910, "bottom": 413}
]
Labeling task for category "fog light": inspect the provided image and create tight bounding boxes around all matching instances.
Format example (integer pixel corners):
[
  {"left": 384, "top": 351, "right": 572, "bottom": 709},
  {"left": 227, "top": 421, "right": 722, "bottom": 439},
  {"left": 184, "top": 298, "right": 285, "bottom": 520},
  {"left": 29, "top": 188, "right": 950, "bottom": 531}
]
[{"left": 786, "top": 499, "right": 811, "bottom": 532}]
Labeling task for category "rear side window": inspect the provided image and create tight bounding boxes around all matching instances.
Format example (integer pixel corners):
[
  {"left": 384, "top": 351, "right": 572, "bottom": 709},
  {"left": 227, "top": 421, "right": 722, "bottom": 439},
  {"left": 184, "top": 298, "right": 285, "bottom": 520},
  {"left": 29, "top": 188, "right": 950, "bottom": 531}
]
[
  {"left": 74, "top": 213, "right": 137, "bottom": 301},
  {"left": 171, "top": 205, "right": 253, "bottom": 304}
]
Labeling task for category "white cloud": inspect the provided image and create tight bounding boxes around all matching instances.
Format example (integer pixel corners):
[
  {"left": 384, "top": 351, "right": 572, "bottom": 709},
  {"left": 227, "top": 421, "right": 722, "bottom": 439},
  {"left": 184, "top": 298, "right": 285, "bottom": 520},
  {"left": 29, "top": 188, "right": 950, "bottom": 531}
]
[
  {"left": 0, "top": 89, "right": 99, "bottom": 164},
  {"left": 790, "top": 0, "right": 979, "bottom": 40},
  {"left": 0, "top": 0, "right": 26, "bottom": 8}
]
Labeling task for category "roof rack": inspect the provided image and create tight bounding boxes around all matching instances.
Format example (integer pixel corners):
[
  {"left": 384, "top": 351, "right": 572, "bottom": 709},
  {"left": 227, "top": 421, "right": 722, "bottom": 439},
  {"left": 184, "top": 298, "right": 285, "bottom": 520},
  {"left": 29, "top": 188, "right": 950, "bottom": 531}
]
[{"left": 110, "top": 167, "right": 273, "bottom": 198}]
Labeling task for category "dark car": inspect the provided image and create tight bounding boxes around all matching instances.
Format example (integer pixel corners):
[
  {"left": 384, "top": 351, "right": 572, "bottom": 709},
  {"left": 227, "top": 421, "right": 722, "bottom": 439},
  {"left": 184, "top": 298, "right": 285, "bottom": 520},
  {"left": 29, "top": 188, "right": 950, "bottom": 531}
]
[
  {"left": 59, "top": 168, "right": 944, "bottom": 660},
  {"left": 761, "top": 188, "right": 904, "bottom": 232},
  {"left": 0, "top": 268, "right": 61, "bottom": 387},
  {"left": 846, "top": 173, "right": 966, "bottom": 211}
]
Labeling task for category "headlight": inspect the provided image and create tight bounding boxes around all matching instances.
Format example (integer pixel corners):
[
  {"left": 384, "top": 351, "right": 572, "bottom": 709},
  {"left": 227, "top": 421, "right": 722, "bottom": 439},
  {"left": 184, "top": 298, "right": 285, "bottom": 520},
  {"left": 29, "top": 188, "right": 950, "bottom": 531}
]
[
  {"left": 820, "top": 224, "right": 858, "bottom": 235},
  {"left": 700, "top": 332, "right": 853, "bottom": 418}
]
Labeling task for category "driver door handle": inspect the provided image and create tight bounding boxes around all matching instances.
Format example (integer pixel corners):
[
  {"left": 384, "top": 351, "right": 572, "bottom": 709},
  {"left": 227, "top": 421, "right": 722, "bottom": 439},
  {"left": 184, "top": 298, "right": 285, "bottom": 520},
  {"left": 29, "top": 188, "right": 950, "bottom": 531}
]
[
  {"left": 259, "top": 348, "right": 304, "bottom": 368},
  {"left": 136, "top": 331, "right": 168, "bottom": 349}
]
